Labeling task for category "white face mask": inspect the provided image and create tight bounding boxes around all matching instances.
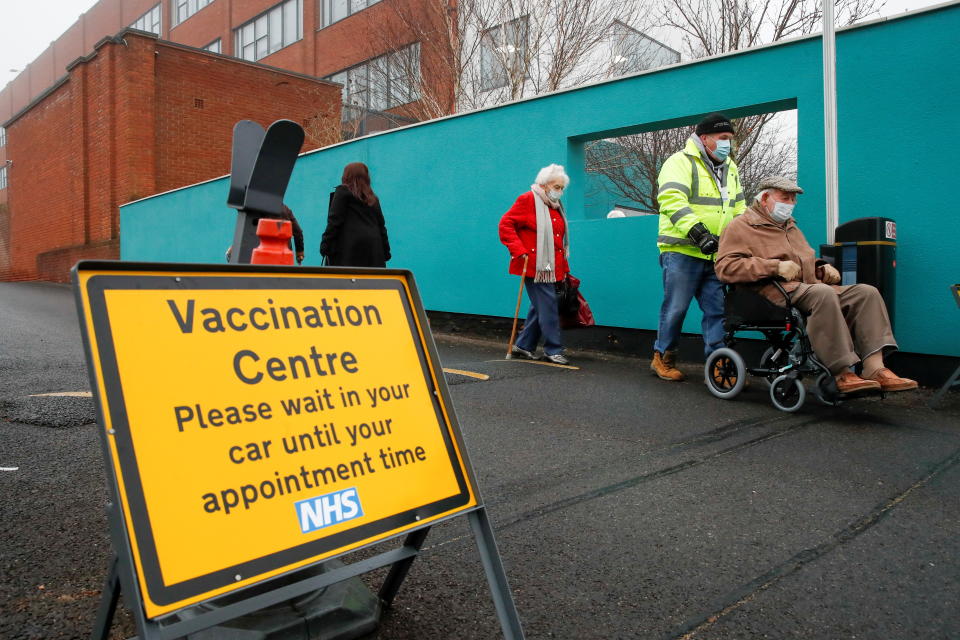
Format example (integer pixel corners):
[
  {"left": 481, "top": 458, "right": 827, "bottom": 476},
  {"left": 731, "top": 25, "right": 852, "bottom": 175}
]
[
  {"left": 548, "top": 189, "right": 563, "bottom": 201},
  {"left": 770, "top": 201, "right": 794, "bottom": 223}
]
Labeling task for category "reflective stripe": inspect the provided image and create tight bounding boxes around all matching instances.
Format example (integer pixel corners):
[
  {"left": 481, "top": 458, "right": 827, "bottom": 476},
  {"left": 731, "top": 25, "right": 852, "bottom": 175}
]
[
  {"left": 658, "top": 181, "right": 690, "bottom": 197},
  {"left": 670, "top": 207, "right": 693, "bottom": 225},
  {"left": 686, "top": 155, "right": 723, "bottom": 205},
  {"left": 688, "top": 156, "right": 700, "bottom": 200},
  {"left": 691, "top": 195, "right": 723, "bottom": 205},
  {"left": 735, "top": 192, "right": 745, "bottom": 202},
  {"left": 658, "top": 235, "right": 693, "bottom": 246}
]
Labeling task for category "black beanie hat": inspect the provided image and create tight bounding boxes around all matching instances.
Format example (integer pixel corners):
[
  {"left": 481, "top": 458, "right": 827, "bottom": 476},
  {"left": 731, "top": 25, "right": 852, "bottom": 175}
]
[{"left": 695, "top": 113, "right": 735, "bottom": 136}]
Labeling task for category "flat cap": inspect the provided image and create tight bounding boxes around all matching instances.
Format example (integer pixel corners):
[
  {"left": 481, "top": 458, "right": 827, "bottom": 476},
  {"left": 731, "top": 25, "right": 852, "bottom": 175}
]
[{"left": 756, "top": 175, "right": 804, "bottom": 194}]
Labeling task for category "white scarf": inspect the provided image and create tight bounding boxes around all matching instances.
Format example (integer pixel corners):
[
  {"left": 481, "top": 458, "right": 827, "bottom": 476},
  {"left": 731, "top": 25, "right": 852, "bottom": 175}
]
[{"left": 529, "top": 185, "right": 570, "bottom": 283}]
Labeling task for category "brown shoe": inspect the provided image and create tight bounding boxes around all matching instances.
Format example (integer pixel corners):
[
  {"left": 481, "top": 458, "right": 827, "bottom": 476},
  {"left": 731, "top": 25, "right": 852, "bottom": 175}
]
[
  {"left": 651, "top": 350, "right": 685, "bottom": 381},
  {"left": 866, "top": 368, "right": 919, "bottom": 392},
  {"left": 834, "top": 371, "right": 881, "bottom": 394}
]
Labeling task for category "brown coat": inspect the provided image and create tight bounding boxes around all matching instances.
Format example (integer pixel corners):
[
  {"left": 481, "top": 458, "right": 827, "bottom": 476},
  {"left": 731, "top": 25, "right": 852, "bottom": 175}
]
[{"left": 715, "top": 202, "right": 829, "bottom": 304}]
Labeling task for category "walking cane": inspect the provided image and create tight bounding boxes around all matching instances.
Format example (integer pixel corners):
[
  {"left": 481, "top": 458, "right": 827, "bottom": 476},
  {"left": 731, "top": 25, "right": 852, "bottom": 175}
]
[{"left": 506, "top": 254, "right": 529, "bottom": 358}]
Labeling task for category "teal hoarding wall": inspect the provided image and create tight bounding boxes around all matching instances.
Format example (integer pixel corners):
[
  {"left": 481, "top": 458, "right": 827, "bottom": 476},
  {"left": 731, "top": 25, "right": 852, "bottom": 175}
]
[{"left": 122, "top": 4, "right": 960, "bottom": 356}]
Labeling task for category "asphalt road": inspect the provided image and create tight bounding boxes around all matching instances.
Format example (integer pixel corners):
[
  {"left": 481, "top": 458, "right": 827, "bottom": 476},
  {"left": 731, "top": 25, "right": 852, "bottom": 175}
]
[{"left": 1, "top": 281, "right": 958, "bottom": 639}]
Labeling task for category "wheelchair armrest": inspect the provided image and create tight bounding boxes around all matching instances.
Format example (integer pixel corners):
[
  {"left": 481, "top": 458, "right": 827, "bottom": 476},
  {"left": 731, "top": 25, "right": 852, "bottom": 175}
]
[{"left": 769, "top": 279, "right": 792, "bottom": 307}]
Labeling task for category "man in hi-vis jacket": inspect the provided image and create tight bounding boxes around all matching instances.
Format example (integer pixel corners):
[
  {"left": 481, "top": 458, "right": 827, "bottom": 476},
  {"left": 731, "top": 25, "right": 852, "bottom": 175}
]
[{"left": 652, "top": 113, "right": 745, "bottom": 381}]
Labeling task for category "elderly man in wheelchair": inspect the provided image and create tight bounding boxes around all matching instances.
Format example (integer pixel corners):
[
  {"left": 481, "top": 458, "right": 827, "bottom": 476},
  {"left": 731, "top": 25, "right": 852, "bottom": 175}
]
[{"left": 705, "top": 175, "right": 917, "bottom": 411}]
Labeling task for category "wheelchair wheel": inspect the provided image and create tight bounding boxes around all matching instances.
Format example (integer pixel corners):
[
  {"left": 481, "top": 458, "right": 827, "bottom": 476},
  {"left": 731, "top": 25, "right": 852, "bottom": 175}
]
[
  {"left": 770, "top": 375, "right": 806, "bottom": 412},
  {"left": 814, "top": 372, "right": 840, "bottom": 406},
  {"left": 759, "top": 346, "right": 788, "bottom": 388},
  {"left": 705, "top": 347, "right": 746, "bottom": 399}
]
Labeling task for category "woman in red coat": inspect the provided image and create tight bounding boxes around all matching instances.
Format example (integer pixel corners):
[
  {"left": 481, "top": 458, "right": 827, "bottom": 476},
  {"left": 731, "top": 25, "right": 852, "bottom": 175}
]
[{"left": 498, "top": 164, "right": 571, "bottom": 364}]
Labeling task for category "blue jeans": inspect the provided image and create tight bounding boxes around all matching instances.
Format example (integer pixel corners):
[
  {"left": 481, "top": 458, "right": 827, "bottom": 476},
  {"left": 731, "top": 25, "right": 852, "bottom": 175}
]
[
  {"left": 654, "top": 251, "right": 725, "bottom": 358},
  {"left": 516, "top": 279, "right": 563, "bottom": 356}
]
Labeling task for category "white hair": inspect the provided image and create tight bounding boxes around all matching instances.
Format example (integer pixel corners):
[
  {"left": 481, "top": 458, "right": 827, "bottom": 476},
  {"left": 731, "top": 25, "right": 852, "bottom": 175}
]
[
  {"left": 754, "top": 189, "right": 771, "bottom": 203},
  {"left": 535, "top": 164, "right": 570, "bottom": 188}
]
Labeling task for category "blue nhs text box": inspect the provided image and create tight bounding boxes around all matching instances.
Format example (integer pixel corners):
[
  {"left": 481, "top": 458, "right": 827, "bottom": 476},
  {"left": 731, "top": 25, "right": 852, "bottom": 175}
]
[{"left": 295, "top": 487, "right": 364, "bottom": 534}]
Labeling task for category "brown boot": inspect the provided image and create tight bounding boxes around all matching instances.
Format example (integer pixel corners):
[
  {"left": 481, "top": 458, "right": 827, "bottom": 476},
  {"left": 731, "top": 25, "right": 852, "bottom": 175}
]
[
  {"left": 835, "top": 371, "right": 881, "bottom": 394},
  {"left": 651, "top": 350, "right": 685, "bottom": 381}
]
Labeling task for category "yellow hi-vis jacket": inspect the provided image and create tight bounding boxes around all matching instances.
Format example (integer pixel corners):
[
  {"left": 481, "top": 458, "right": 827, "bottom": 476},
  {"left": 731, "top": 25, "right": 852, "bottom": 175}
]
[{"left": 656, "top": 136, "right": 746, "bottom": 260}]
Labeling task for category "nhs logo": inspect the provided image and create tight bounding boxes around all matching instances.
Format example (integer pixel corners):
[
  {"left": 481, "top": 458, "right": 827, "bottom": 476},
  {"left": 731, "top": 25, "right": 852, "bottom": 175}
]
[{"left": 295, "top": 487, "right": 364, "bottom": 534}]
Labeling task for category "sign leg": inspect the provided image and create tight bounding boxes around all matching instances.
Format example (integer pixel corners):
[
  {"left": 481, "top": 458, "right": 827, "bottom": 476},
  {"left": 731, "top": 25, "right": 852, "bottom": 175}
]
[
  {"left": 929, "top": 362, "right": 960, "bottom": 408},
  {"left": 378, "top": 527, "right": 431, "bottom": 606},
  {"left": 468, "top": 509, "right": 525, "bottom": 640},
  {"left": 90, "top": 555, "right": 120, "bottom": 640}
]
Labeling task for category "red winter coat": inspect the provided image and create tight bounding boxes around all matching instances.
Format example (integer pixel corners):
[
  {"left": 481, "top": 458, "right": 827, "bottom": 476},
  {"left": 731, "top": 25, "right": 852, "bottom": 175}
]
[{"left": 498, "top": 191, "right": 569, "bottom": 279}]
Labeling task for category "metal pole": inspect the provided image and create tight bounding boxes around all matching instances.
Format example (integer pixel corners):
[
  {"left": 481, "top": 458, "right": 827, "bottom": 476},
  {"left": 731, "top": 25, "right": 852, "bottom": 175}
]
[{"left": 823, "top": 0, "right": 840, "bottom": 244}]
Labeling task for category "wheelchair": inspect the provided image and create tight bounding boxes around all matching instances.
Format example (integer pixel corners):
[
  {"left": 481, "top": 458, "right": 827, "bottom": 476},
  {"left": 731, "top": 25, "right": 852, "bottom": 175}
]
[{"left": 704, "top": 280, "right": 856, "bottom": 412}]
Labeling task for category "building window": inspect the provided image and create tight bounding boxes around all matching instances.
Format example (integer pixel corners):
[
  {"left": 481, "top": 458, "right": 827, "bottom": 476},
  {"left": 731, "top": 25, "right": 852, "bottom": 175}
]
[
  {"left": 320, "top": 0, "right": 381, "bottom": 28},
  {"left": 0, "top": 127, "right": 5, "bottom": 148},
  {"left": 203, "top": 38, "right": 222, "bottom": 53},
  {"left": 0, "top": 166, "right": 7, "bottom": 190},
  {"left": 173, "top": 0, "right": 214, "bottom": 28},
  {"left": 235, "top": 0, "right": 303, "bottom": 62},
  {"left": 480, "top": 16, "right": 528, "bottom": 91},
  {"left": 131, "top": 3, "right": 162, "bottom": 35},
  {"left": 609, "top": 22, "right": 680, "bottom": 74},
  {"left": 325, "top": 43, "right": 420, "bottom": 119}
]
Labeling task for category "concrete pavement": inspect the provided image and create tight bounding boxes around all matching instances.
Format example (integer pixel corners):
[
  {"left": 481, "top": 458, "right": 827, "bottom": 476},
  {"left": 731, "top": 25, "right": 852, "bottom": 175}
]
[{"left": 1, "top": 282, "right": 957, "bottom": 639}]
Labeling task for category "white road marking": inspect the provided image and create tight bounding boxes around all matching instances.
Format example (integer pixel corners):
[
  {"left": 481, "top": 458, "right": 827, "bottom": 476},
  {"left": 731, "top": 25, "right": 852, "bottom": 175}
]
[{"left": 28, "top": 392, "right": 92, "bottom": 398}]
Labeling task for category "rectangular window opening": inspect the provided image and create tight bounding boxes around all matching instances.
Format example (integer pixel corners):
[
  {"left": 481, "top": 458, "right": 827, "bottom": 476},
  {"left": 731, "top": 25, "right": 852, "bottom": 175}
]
[{"left": 581, "top": 107, "right": 798, "bottom": 220}]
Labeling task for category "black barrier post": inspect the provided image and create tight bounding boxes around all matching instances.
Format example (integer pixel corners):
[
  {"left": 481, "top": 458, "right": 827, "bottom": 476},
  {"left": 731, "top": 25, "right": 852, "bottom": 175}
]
[{"left": 227, "top": 119, "right": 304, "bottom": 264}]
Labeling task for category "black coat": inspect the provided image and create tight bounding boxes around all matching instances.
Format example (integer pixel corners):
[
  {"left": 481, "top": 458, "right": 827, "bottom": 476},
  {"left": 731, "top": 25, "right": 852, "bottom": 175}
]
[{"left": 320, "top": 185, "right": 391, "bottom": 267}]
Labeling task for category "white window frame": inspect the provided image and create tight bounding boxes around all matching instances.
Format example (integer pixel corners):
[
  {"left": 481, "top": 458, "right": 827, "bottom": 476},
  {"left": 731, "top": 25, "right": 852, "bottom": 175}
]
[
  {"left": 0, "top": 127, "right": 6, "bottom": 148},
  {"left": 131, "top": 3, "right": 162, "bottom": 35},
  {"left": 324, "top": 43, "right": 420, "bottom": 120},
  {"left": 0, "top": 166, "right": 7, "bottom": 190},
  {"left": 203, "top": 38, "right": 222, "bottom": 53},
  {"left": 173, "top": 0, "right": 214, "bottom": 28},
  {"left": 480, "top": 16, "right": 528, "bottom": 92},
  {"left": 319, "top": 0, "right": 381, "bottom": 28},
  {"left": 235, "top": 0, "right": 303, "bottom": 62}
]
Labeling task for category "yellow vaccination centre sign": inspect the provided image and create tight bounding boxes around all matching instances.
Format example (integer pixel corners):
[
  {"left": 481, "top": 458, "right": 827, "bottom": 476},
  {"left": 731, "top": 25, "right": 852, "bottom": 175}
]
[{"left": 74, "top": 264, "right": 478, "bottom": 618}]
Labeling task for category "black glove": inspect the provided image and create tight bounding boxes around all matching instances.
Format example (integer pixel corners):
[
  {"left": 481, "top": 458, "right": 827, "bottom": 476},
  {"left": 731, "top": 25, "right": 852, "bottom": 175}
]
[{"left": 687, "top": 222, "right": 719, "bottom": 254}]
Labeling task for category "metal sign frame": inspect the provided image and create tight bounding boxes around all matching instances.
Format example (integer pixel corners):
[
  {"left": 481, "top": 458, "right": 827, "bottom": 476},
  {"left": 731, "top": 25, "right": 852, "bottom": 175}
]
[{"left": 74, "top": 260, "right": 524, "bottom": 640}]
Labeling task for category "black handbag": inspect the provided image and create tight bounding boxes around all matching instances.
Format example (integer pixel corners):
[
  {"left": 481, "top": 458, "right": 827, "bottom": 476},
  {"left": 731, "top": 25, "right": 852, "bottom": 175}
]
[{"left": 556, "top": 275, "right": 581, "bottom": 317}]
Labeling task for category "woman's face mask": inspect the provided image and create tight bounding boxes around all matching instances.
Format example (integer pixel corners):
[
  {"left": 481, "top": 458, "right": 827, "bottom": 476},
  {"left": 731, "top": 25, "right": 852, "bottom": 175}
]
[{"left": 548, "top": 189, "right": 563, "bottom": 201}]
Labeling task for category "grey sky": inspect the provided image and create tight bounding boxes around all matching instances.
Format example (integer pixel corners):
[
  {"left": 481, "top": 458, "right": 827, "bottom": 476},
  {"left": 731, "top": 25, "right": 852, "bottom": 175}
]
[{"left": 0, "top": 0, "right": 935, "bottom": 91}]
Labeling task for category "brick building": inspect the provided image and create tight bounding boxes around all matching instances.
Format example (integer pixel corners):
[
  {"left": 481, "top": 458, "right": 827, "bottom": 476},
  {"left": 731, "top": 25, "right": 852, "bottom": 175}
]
[
  {"left": 0, "top": 0, "right": 449, "bottom": 281},
  {"left": 0, "top": 30, "right": 340, "bottom": 282},
  {"left": 0, "top": 0, "right": 447, "bottom": 148}
]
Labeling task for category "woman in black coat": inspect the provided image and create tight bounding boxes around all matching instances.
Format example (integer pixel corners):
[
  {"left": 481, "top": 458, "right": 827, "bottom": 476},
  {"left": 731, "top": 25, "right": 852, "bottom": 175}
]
[{"left": 320, "top": 162, "right": 391, "bottom": 267}]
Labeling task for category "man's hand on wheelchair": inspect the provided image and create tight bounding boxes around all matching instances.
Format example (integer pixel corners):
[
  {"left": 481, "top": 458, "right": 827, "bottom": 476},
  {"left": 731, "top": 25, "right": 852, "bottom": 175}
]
[
  {"left": 818, "top": 263, "right": 841, "bottom": 284},
  {"left": 687, "top": 222, "right": 720, "bottom": 254},
  {"left": 777, "top": 260, "right": 801, "bottom": 281}
]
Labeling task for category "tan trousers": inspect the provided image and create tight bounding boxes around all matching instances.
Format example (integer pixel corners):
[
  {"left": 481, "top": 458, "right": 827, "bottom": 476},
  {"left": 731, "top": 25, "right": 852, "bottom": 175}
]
[{"left": 790, "top": 283, "right": 897, "bottom": 374}]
